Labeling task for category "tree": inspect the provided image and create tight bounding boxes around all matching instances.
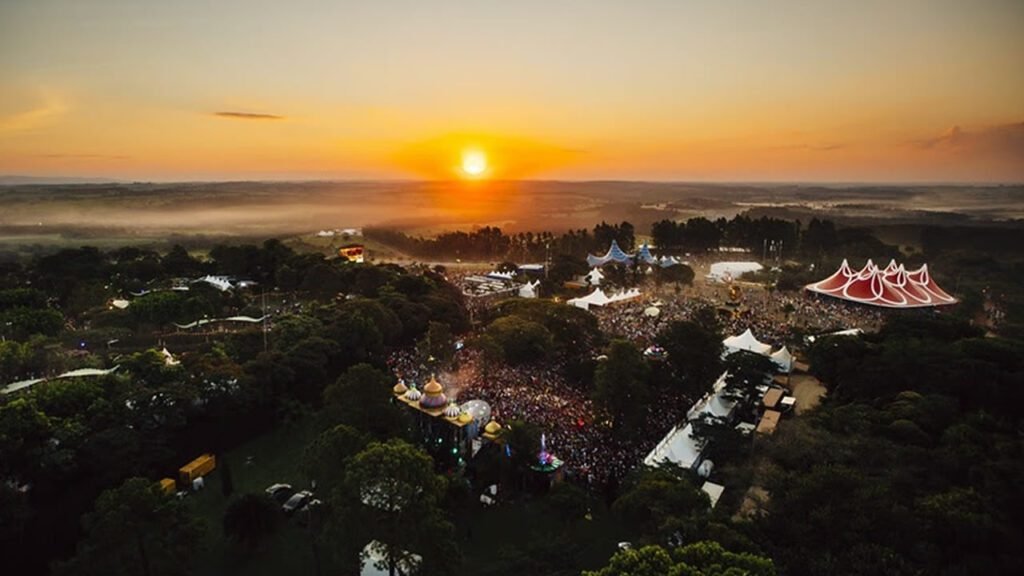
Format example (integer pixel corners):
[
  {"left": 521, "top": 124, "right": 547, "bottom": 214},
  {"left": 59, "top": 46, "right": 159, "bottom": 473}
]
[
  {"left": 656, "top": 264, "right": 695, "bottom": 287},
  {"left": 722, "top": 351, "right": 778, "bottom": 416},
  {"left": 613, "top": 468, "right": 710, "bottom": 545},
  {"left": 419, "top": 320, "right": 455, "bottom": 364},
  {"left": 481, "top": 316, "right": 554, "bottom": 365},
  {"left": 594, "top": 340, "right": 651, "bottom": 437},
  {"left": 585, "top": 541, "right": 776, "bottom": 576},
  {"left": 331, "top": 440, "right": 459, "bottom": 575},
  {"left": 222, "top": 494, "right": 281, "bottom": 548},
  {"left": 504, "top": 419, "right": 542, "bottom": 482},
  {"left": 53, "top": 477, "right": 204, "bottom": 576},
  {"left": 658, "top": 321, "right": 724, "bottom": 396},
  {"left": 323, "top": 363, "right": 407, "bottom": 439},
  {"left": 302, "top": 424, "right": 368, "bottom": 491}
]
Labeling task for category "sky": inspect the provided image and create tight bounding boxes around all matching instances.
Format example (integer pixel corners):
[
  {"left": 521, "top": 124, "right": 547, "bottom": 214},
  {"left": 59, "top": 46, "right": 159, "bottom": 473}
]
[{"left": 1, "top": 0, "right": 1022, "bottom": 183}]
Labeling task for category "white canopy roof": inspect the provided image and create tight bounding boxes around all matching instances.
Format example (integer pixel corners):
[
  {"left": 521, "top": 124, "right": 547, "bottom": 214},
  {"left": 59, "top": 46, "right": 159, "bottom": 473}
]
[
  {"left": 585, "top": 268, "right": 605, "bottom": 285},
  {"left": 644, "top": 422, "right": 703, "bottom": 469},
  {"left": 707, "top": 261, "right": 763, "bottom": 282},
  {"left": 2, "top": 365, "right": 120, "bottom": 395},
  {"left": 723, "top": 329, "right": 772, "bottom": 356}
]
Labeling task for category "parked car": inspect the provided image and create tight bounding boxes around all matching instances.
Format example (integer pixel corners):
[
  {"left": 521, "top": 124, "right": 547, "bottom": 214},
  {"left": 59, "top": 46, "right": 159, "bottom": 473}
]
[
  {"left": 265, "top": 483, "right": 294, "bottom": 504},
  {"left": 283, "top": 490, "right": 314, "bottom": 514}
]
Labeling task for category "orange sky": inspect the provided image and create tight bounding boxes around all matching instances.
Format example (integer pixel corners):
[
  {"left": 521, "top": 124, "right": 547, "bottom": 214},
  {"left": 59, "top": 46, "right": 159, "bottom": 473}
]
[{"left": 1, "top": 0, "right": 1022, "bottom": 182}]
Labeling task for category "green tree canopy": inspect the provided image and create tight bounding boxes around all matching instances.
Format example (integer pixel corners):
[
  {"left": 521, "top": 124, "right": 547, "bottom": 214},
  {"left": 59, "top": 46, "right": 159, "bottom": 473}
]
[{"left": 53, "top": 477, "right": 204, "bottom": 576}]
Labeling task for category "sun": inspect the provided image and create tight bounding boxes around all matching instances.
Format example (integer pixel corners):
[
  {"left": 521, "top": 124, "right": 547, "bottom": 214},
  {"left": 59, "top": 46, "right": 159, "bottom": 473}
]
[{"left": 461, "top": 149, "right": 488, "bottom": 178}]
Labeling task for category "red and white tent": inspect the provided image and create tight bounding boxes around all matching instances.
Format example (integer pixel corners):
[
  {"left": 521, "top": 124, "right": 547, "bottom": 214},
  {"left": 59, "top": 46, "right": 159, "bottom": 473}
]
[{"left": 805, "top": 259, "right": 957, "bottom": 308}]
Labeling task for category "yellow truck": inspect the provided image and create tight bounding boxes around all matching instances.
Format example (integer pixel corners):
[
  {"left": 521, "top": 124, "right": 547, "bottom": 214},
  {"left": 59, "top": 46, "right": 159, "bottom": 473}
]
[
  {"left": 159, "top": 477, "right": 177, "bottom": 495},
  {"left": 178, "top": 453, "right": 216, "bottom": 485}
]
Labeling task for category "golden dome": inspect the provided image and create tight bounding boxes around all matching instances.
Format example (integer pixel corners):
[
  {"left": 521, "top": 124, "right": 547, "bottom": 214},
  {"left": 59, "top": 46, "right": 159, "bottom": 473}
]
[
  {"left": 484, "top": 420, "right": 501, "bottom": 434},
  {"left": 423, "top": 375, "right": 443, "bottom": 395},
  {"left": 393, "top": 381, "right": 408, "bottom": 395}
]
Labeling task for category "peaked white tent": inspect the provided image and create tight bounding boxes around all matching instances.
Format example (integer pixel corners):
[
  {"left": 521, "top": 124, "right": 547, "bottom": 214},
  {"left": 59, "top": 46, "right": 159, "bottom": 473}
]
[
  {"left": 585, "top": 268, "right": 605, "bottom": 286},
  {"left": 770, "top": 346, "right": 793, "bottom": 373},
  {"left": 722, "top": 329, "right": 772, "bottom": 357},
  {"left": 567, "top": 287, "right": 642, "bottom": 310},
  {"left": 518, "top": 280, "right": 539, "bottom": 299}
]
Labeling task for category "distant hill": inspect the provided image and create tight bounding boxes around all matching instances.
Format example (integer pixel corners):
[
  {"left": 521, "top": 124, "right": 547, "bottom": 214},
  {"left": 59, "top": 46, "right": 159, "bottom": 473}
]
[{"left": 0, "top": 175, "right": 123, "bottom": 185}]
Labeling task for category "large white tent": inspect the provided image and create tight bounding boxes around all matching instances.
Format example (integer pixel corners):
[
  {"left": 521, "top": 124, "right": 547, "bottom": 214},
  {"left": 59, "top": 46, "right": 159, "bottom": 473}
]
[
  {"left": 567, "top": 287, "right": 641, "bottom": 311},
  {"left": 707, "top": 261, "right": 763, "bottom": 283},
  {"left": 645, "top": 373, "right": 734, "bottom": 469},
  {"left": 722, "top": 329, "right": 772, "bottom": 357}
]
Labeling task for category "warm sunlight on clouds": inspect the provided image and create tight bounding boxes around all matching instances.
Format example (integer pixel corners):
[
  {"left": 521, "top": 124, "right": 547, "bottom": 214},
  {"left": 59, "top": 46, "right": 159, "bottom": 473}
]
[{"left": 1, "top": 1, "right": 1022, "bottom": 182}]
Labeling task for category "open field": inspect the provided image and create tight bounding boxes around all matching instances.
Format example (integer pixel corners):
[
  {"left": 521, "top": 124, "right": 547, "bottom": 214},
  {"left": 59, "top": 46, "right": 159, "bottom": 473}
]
[{"left": 2, "top": 182, "right": 1022, "bottom": 255}]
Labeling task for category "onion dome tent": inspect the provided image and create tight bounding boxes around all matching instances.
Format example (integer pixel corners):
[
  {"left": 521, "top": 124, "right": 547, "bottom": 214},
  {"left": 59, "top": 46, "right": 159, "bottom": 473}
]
[
  {"left": 393, "top": 380, "right": 409, "bottom": 395},
  {"left": 443, "top": 402, "right": 461, "bottom": 418},
  {"left": 419, "top": 375, "right": 447, "bottom": 408},
  {"left": 403, "top": 386, "right": 422, "bottom": 402}
]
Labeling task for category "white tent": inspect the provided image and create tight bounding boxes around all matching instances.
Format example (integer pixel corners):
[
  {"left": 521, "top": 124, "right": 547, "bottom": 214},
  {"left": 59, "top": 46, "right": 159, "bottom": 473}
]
[
  {"left": 701, "top": 481, "right": 726, "bottom": 509},
  {"left": 770, "top": 346, "right": 793, "bottom": 373},
  {"left": 2, "top": 365, "right": 121, "bottom": 395},
  {"left": 518, "top": 280, "right": 539, "bottom": 299},
  {"left": 686, "top": 373, "right": 736, "bottom": 421},
  {"left": 707, "top": 261, "right": 763, "bottom": 283},
  {"left": 585, "top": 268, "right": 605, "bottom": 286},
  {"left": 722, "top": 329, "right": 772, "bottom": 357},
  {"left": 567, "top": 288, "right": 609, "bottom": 310},
  {"left": 643, "top": 422, "right": 704, "bottom": 469}
]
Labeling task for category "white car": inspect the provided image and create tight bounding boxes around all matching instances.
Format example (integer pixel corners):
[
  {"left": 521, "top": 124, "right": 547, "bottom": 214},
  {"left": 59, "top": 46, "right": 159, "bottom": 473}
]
[{"left": 283, "top": 490, "right": 314, "bottom": 514}]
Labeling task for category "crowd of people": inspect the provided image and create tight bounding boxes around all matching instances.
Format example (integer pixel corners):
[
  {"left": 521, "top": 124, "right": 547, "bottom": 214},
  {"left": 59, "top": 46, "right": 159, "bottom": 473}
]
[
  {"left": 592, "top": 283, "right": 885, "bottom": 350},
  {"left": 385, "top": 263, "right": 896, "bottom": 486},
  {"left": 389, "top": 348, "right": 692, "bottom": 485}
]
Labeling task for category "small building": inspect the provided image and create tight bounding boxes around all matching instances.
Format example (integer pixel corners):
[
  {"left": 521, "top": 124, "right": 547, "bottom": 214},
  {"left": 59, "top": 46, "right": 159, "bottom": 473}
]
[
  {"left": 756, "top": 410, "right": 782, "bottom": 435},
  {"left": 762, "top": 388, "right": 784, "bottom": 410}
]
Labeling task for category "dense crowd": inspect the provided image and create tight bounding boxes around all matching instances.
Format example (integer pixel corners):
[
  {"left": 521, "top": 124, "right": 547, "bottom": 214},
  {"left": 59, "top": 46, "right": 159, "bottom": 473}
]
[
  {"left": 389, "top": 349, "right": 691, "bottom": 484},
  {"left": 388, "top": 269, "right": 893, "bottom": 485},
  {"left": 592, "top": 285, "right": 885, "bottom": 349}
]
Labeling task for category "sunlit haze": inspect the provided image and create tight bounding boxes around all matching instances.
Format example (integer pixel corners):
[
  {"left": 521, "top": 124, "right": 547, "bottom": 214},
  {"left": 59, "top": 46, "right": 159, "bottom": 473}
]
[{"left": 1, "top": 0, "right": 1022, "bottom": 182}]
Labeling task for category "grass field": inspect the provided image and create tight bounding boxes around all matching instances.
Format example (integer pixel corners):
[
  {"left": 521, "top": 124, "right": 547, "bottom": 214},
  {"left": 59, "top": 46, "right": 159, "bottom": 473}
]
[{"left": 182, "top": 416, "right": 621, "bottom": 575}]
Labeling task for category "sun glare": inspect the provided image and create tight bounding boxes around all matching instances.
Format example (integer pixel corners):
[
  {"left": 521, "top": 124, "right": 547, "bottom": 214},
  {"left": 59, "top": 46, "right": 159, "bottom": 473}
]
[{"left": 461, "top": 150, "right": 488, "bottom": 178}]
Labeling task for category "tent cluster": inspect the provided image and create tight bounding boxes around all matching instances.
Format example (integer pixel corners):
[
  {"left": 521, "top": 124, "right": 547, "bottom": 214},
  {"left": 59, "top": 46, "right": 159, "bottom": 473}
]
[
  {"left": 566, "top": 287, "right": 642, "bottom": 311},
  {"left": 722, "top": 328, "right": 792, "bottom": 373},
  {"left": 586, "top": 240, "right": 683, "bottom": 268},
  {"left": 805, "top": 259, "right": 957, "bottom": 308}
]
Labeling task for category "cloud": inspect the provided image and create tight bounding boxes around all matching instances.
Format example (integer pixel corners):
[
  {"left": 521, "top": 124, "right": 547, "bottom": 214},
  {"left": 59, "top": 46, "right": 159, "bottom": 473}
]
[
  {"left": 913, "top": 122, "right": 1024, "bottom": 153},
  {"left": 0, "top": 92, "right": 68, "bottom": 134},
  {"left": 213, "top": 111, "right": 284, "bottom": 120},
  {"left": 39, "top": 153, "right": 130, "bottom": 160}
]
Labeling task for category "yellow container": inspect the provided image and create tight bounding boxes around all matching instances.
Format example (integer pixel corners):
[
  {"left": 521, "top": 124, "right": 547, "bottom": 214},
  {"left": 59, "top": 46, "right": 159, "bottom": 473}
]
[{"left": 178, "top": 453, "right": 216, "bottom": 485}]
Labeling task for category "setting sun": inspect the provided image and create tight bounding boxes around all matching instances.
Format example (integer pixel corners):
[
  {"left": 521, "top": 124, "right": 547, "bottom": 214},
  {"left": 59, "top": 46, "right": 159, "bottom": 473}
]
[{"left": 461, "top": 150, "right": 488, "bottom": 178}]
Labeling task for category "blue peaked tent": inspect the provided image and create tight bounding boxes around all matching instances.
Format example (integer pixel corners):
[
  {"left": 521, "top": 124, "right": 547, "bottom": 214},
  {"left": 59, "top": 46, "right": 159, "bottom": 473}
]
[
  {"left": 637, "top": 243, "right": 658, "bottom": 265},
  {"left": 586, "top": 240, "right": 633, "bottom": 267}
]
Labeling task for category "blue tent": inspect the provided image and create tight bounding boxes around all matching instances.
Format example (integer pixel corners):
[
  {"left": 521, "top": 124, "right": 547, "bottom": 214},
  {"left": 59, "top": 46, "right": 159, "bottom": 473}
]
[{"left": 586, "top": 240, "right": 633, "bottom": 267}]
